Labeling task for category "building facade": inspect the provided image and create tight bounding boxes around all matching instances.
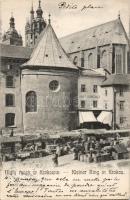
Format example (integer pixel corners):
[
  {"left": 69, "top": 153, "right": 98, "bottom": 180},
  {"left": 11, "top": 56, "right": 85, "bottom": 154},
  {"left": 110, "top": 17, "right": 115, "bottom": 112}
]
[
  {"left": 78, "top": 68, "right": 113, "bottom": 128},
  {"left": 0, "top": 44, "right": 32, "bottom": 134},
  {"left": 0, "top": 3, "right": 130, "bottom": 135},
  {"left": 101, "top": 74, "right": 130, "bottom": 129},
  {"left": 78, "top": 69, "right": 106, "bottom": 112}
]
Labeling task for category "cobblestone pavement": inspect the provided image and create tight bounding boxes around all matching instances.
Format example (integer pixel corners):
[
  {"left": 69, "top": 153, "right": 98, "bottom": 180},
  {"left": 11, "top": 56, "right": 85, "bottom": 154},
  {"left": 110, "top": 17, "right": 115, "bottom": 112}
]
[{"left": 2, "top": 153, "right": 130, "bottom": 170}]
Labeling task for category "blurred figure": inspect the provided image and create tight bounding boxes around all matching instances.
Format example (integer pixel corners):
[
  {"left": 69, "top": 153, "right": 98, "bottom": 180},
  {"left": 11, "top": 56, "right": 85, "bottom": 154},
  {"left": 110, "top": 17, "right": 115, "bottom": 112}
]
[
  {"left": 64, "top": 145, "right": 69, "bottom": 155},
  {"left": 52, "top": 153, "right": 58, "bottom": 167},
  {"left": 10, "top": 129, "right": 14, "bottom": 137},
  {"left": 56, "top": 145, "right": 61, "bottom": 156},
  {"left": 73, "top": 147, "right": 78, "bottom": 160}
]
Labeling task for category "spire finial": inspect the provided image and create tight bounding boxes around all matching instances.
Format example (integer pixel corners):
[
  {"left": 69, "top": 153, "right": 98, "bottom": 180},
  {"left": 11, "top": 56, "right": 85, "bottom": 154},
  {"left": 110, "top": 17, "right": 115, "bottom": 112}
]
[
  {"left": 39, "top": 0, "right": 41, "bottom": 8},
  {"left": 10, "top": 12, "right": 15, "bottom": 28},
  {"left": 30, "top": 1, "right": 34, "bottom": 20},
  {"left": 118, "top": 11, "right": 120, "bottom": 19},
  {"left": 11, "top": 11, "right": 14, "bottom": 19},
  {"left": 48, "top": 13, "right": 51, "bottom": 24},
  {"left": 31, "top": 1, "right": 34, "bottom": 11},
  {"left": 129, "top": 15, "right": 130, "bottom": 40}
]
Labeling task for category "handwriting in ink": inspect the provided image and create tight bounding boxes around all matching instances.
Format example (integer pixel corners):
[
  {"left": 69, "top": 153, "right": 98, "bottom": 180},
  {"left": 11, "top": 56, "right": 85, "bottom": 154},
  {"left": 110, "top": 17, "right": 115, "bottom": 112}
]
[{"left": 58, "top": 2, "right": 104, "bottom": 11}]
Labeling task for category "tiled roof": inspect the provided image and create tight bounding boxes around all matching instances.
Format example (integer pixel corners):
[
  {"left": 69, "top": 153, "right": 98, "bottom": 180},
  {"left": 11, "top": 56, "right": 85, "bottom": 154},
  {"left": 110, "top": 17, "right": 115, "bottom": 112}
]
[
  {"left": 23, "top": 24, "right": 78, "bottom": 70},
  {"left": 1, "top": 18, "right": 128, "bottom": 62},
  {"left": 60, "top": 18, "right": 128, "bottom": 53},
  {"left": 0, "top": 43, "right": 32, "bottom": 59},
  {"left": 101, "top": 74, "right": 130, "bottom": 86}
]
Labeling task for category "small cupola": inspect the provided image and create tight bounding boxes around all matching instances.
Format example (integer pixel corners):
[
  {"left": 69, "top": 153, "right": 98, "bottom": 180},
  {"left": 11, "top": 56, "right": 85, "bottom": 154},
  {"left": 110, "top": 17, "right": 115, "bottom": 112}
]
[{"left": 36, "top": 0, "right": 43, "bottom": 19}]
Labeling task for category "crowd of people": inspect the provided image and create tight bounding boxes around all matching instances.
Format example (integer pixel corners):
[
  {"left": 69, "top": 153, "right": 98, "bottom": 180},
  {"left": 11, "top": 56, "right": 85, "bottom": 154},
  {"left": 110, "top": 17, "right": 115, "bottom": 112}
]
[{"left": 52, "top": 133, "right": 129, "bottom": 166}]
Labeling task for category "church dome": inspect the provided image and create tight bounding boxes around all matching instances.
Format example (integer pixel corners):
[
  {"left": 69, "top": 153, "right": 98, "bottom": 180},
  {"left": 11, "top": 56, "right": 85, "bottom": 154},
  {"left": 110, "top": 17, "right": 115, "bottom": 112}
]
[
  {"left": 2, "top": 15, "right": 23, "bottom": 46},
  {"left": 7, "top": 27, "right": 19, "bottom": 36}
]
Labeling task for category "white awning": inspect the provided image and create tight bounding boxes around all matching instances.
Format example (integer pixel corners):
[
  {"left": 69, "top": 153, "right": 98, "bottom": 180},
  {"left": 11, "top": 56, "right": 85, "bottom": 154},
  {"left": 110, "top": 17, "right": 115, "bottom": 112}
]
[
  {"left": 79, "top": 112, "right": 97, "bottom": 123},
  {"left": 97, "top": 111, "right": 112, "bottom": 126}
]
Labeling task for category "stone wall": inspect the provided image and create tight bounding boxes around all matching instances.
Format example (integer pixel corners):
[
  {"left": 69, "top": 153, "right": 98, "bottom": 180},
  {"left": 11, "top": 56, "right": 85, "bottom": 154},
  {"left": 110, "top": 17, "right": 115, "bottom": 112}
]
[
  {"left": 21, "top": 68, "right": 78, "bottom": 133},
  {"left": 69, "top": 44, "right": 128, "bottom": 74}
]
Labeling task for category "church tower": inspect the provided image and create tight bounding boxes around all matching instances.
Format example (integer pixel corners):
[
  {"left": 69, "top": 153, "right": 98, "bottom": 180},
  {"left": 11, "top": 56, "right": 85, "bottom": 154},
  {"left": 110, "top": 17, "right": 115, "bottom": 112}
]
[
  {"left": 2, "top": 14, "right": 23, "bottom": 46},
  {"left": 25, "top": 0, "right": 46, "bottom": 47}
]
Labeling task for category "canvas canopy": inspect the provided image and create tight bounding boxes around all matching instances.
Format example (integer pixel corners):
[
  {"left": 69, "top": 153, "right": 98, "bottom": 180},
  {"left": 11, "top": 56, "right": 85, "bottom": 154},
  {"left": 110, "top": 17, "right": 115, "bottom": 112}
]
[
  {"left": 79, "top": 112, "right": 97, "bottom": 124},
  {"left": 97, "top": 111, "right": 112, "bottom": 126}
]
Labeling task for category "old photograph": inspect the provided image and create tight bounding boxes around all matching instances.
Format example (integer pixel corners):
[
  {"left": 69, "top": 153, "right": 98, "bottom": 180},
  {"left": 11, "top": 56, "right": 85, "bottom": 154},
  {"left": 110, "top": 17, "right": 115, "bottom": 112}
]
[{"left": 0, "top": 0, "right": 130, "bottom": 199}]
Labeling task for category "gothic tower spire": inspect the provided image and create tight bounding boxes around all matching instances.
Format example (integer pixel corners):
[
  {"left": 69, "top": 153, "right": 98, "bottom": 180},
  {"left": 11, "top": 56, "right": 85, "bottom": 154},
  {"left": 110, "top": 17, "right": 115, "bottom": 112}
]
[
  {"left": 30, "top": 2, "right": 34, "bottom": 22},
  {"left": 25, "top": 0, "right": 46, "bottom": 47}
]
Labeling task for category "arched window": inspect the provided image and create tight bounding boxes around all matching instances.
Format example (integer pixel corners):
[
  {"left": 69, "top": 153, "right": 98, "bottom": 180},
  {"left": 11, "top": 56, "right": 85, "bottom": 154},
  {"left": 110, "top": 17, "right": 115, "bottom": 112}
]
[
  {"left": 73, "top": 56, "right": 78, "bottom": 65},
  {"left": 26, "top": 91, "right": 37, "bottom": 112},
  {"left": 5, "top": 113, "right": 15, "bottom": 127},
  {"left": 101, "top": 50, "right": 108, "bottom": 68},
  {"left": 5, "top": 94, "right": 15, "bottom": 107},
  {"left": 88, "top": 53, "right": 93, "bottom": 68},
  {"left": 115, "top": 47, "right": 123, "bottom": 74}
]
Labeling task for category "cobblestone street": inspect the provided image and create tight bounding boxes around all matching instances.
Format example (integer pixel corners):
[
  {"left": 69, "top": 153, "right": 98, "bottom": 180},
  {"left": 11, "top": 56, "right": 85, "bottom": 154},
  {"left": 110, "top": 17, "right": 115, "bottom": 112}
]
[{"left": 2, "top": 153, "right": 130, "bottom": 170}]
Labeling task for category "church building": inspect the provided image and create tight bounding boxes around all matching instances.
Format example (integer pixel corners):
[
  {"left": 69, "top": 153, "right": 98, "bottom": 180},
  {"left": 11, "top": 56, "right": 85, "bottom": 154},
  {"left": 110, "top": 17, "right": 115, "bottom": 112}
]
[
  {"left": 60, "top": 14, "right": 130, "bottom": 129},
  {"left": 0, "top": 1, "right": 130, "bottom": 135},
  {"left": 21, "top": 19, "right": 78, "bottom": 133}
]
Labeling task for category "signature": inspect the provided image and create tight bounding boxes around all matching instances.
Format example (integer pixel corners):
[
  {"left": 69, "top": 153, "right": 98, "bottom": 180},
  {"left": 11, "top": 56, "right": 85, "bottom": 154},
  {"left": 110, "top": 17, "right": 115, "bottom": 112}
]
[{"left": 58, "top": 2, "right": 104, "bottom": 11}]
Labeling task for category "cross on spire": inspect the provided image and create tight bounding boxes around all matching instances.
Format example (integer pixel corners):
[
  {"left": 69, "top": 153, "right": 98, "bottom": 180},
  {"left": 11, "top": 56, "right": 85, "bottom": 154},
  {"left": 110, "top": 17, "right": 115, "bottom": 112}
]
[
  {"left": 31, "top": 1, "right": 34, "bottom": 11},
  {"left": 129, "top": 15, "right": 130, "bottom": 40},
  {"left": 118, "top": 11, "right": 120, "bottom": 19},
  {"left": 48, "top": 13, "right": 51, "bottom": 24},
  {"left": 30, "top": 1, "right": 34, "bottom": 20},
  {"left": 39, "top": 0, "right": 41, "bottom": 8}
]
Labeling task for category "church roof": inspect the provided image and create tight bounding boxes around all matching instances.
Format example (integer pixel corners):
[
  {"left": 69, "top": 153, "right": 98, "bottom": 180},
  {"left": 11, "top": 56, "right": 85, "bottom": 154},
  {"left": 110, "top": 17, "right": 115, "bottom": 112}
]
[
  {"left": 81, "top": 68, "right": 105, "bottom": 77},
  {"left": 0, "top": 43, "right": 32, "bottom": 59},
  {"left": 60, "top": 18, "right": 128, "bottom": 53},
  {"left": 101, "top": 74, "right": 130, "bottom": 87},
  {"left": 22, "top": 23, "right": 78, "bottom": 70}
]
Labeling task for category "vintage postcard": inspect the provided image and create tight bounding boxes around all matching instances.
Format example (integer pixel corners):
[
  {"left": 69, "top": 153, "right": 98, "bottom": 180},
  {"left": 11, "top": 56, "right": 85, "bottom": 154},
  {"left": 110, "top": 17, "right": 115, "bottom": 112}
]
[{"left": 0, "top": 0, "right": 130, "bottom": 199}]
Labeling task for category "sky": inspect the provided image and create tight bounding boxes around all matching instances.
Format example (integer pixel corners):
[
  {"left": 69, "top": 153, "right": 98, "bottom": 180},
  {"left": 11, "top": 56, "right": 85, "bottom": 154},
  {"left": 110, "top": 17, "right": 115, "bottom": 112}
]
[{"left": 0, "top": 0, "right": 129, "bottom": 46}]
